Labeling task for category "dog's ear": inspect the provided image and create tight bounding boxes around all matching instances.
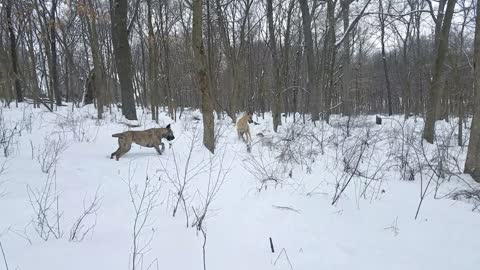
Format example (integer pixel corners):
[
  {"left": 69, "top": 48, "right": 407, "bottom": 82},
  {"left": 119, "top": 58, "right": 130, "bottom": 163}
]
[{"left": 166, "top": 124, "right": 171, "bottom": 129}]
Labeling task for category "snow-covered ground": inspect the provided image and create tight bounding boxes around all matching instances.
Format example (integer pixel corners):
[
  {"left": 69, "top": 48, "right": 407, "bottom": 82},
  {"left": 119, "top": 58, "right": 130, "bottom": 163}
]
[{"left": 0, "top": 104, "right": 479, "bottom": 270}]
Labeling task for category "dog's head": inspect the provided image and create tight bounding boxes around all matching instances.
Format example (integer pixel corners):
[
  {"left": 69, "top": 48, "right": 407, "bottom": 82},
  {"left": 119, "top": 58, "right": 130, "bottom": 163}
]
[
  {"left": 246, "top": 112, "right": 254, "bottom": 124},
  {"left": 165, "top": 124, "right": 175, "bottom": 141}
]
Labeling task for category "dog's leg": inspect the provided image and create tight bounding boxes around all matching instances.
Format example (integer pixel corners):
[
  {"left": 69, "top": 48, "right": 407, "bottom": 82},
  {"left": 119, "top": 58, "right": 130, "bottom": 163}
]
[
  {"left": 115, "top": 143, "right": 131, "bottom": 161},
  {"left": 110, "top": 149, "right": 119, "bottom": 159},
  {"left": 111, "top": 138, "right": 123, "bottom": 159},
  {"left": 160, "top": 142, "right": 165, "bottom": 153},
  {"left": 238, "top": 130, "right": 244, "bottom": 141},
  {"left": 154, "top": 145, "right": 163, "bottom": 155},
  {"left": 246, "top": 130, "right": 252, "bottom": 144}
]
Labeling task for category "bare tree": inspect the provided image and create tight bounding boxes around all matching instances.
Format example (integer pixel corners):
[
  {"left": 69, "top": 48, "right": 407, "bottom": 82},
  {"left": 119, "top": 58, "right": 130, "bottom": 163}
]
[
  {"left": 193, "top": 0, "right": 215, "bottom": 153},
  {"left": 5, "top": 0, "right": 23, "bottom": 103},
  {"left": 267, "top": 0, "right": 282, "bottom": 132},
  {"left": 423, "top": 0, "right": 457, "bottom": 143},
  {"left": 299, "top": 0, "right": 318, "bottom": 122},
  {"left": 110, "top": 0, "right": 138, "bottom": 120},
  {"left": 464, "top": 0, "right": 480, "bottom": 182},
  {"left": 50, "top": 0, "right": 62, "bottom": 106},
  {"left": 378, "top": 0, "right": 393, "bottom": 116}
]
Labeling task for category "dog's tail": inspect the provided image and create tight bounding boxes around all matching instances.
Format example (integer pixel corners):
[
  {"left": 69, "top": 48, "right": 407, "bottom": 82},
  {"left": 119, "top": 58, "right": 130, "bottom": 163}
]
[{"left": 112, "top": 132, "right": 124, "bottom": 138}]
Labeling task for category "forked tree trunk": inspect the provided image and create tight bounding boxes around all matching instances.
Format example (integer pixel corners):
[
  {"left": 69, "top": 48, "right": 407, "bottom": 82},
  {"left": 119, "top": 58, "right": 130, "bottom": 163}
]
[
  {"left": 423, "top": 0, "right": 457, "bottom": 143},
  {"left": 193, "top": 0, "right": 215, "bottom": 153}
]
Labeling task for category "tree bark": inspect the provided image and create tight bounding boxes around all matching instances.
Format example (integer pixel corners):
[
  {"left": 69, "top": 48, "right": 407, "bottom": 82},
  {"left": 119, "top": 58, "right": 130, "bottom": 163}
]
[
  {"left": 379, "top": 0, "right": 393, "bottom": 116},
  {"left": 299, "top": 0, "right": 319, "bottom": 122},
  {"left": 464, "top": 0, "right": 480, "bottom": 182},
  {"left": 193, "top": 0, "right": 215, "bottom": 153},
  {"left": 267, "top": 0, "right": 282, "bottom": 132},
  {"left": 110, "top": 0, "right": 138, "bottom": 120},
  {"left": 423, "top": 0, "right": 457, "bottom": 143},
  {"left": 50, "top": 0, "right": 62, "bottom": 106},
  {"left": 85, "top": 0, "right": 105, "bottom": 119},
  {"left": 6, "top": 0, "right": 23, "bottom": 103}
]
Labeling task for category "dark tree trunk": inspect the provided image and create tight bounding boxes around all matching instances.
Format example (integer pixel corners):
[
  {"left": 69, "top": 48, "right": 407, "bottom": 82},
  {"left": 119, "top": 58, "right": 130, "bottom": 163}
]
[
  {"left": 6, "top": 0, "right": 23, "bottom": 103},
  {"left": 109, "top": 0, "right": 138, "bottom": 120},
  {"left": 423, "top": 0, "right": 457, "bottom": 143},
  {"left": 50, "top": 0, "right": 62, "bottom": 106},
  {"left": 464, "top": 0, "right": 480, "bottom": 182},
  {"left": 267, "top": 0, "right": 281, "bottom": 132},
  {"left": 193, "top": 0, "right": 215, "bottom": 153},
  {"left": 379, "top": 0, "right": 393, "bottom": 116},
  {"left": 299, "top": 0, "right": 319, "bottom": 122}
]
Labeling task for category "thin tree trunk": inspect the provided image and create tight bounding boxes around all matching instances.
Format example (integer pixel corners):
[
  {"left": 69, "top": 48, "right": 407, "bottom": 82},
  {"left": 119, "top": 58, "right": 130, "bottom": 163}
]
[
  {"left": 193, "top": 0, "right": 215, "bottom": 153},
  {"left": 85, "top": 0, "right": 105, "bottom": 119},
  {"left": 267, "top": 0, "right": 281, "bottom": 132},
  {"left": 379, "top": 0, "right": 393, "bottom": 116},
  {"left": 50, "top": 0, "right": 62, "bottom": 106}
]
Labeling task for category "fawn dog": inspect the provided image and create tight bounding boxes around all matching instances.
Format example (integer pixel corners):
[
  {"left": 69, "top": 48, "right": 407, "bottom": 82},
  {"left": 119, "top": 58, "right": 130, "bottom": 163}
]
[
  {"left": 110, "top": 124, "right": 175, "bottom": 160},
  {"left": 236, "top": 112, "right": 254, "bottom": 143}
]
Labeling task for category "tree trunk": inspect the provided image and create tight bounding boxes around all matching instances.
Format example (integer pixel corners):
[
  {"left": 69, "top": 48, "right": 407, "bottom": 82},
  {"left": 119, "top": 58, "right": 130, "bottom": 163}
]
[
  {"left": 85, "top": 0, "right": 105, "bottom": 119},
  {"left": 193, "top": 0, "right": 215, "bottom": 153},
  {"left": 267, "top": 0, "right": 281, "bottom": 132},
  {"left": 50, "top": 0, "right": 62, "bottom": 106},
  {"left": 464, "top": 0, "right": 480, "bottom": 182},
  {"left": 379, "top": 0, "right": 393, "bottom": 116},
  {"left": 6, "top": 0, "right": 23, "bottom": 103},
  {"left": 110, "top": 0, "right": 138, "bottom": 120},
  {"left": 299, "top": 0, "right": 319, "bottom": 122},
  {"left": 423, "top": 0, "right": 457, "bottom": 143}
]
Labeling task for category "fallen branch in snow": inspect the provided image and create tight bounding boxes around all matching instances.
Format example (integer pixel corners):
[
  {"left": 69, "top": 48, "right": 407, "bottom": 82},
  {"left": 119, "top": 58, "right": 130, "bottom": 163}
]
[
  {"left": 272, "top": 205, "right": 301, "bottom": 213},
  {"left": 383, "top": 217, "right": 400, "bottom": 236},
  {"left": 452, "top": 189, "right": 480, "bottom": 212},
  {"left": 269, "top": 237, "right": 275, "bottom": 253},
  {"left": 273, "top": 248, "right": 294, "bottom": 270},
  {"left": 0, "top": 240, "right": 9, "bottom": 270}
]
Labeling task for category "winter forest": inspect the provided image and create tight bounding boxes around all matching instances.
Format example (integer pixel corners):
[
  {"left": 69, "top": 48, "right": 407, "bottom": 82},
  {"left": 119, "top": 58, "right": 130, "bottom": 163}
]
[{"left": 1, "top": 0, "right": 480, "bottom": 269}]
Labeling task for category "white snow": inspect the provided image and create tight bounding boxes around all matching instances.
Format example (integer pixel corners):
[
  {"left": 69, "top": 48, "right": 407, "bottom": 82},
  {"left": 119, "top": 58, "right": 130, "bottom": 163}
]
[{"left": 0, "top": 104, "right": 479, "bottom": 270}]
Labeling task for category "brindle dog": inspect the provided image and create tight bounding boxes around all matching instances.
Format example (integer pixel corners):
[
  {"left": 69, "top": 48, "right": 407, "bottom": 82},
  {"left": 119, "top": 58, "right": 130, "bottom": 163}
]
[
  {"left": 236, "top": 112, "right": 254, "bottom": 143},
  {"left": 110, "top": 124, "right": 175, "bottom": 160}
]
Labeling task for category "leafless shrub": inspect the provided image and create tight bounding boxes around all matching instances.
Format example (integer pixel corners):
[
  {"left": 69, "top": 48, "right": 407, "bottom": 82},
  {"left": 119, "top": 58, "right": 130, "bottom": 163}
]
[
  {"left": 56, "top": 112, "right": 99, "bottom": 143},
  {"left": 0, "top": 159, "right": 7, "bottom": 199},
  {"left": 331, "top": 128, "right": 389, "bottom": 206},
  {"left": 160, "top": 126, "right": 208, "bottom": 227},
  {"left": 0, "top": 110, "right": 22, "bottom": 158},
  {"left": 69, "top": 188, "right": 102, "bottom": 242},
  {"left": 26, "top": 171, "right": 63, "bottom": 241},
  {"left": 36, "top": 135, "right": 68, "bottom": 174},
  {"left": 124, "top": 168, "right": 162, "bottom": 270},
  {"left": 191, "top": 147, "right": 233, "bottom": 270},
  {"left": 242, "top": 150, "right": 285, "bottom": 192}
]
